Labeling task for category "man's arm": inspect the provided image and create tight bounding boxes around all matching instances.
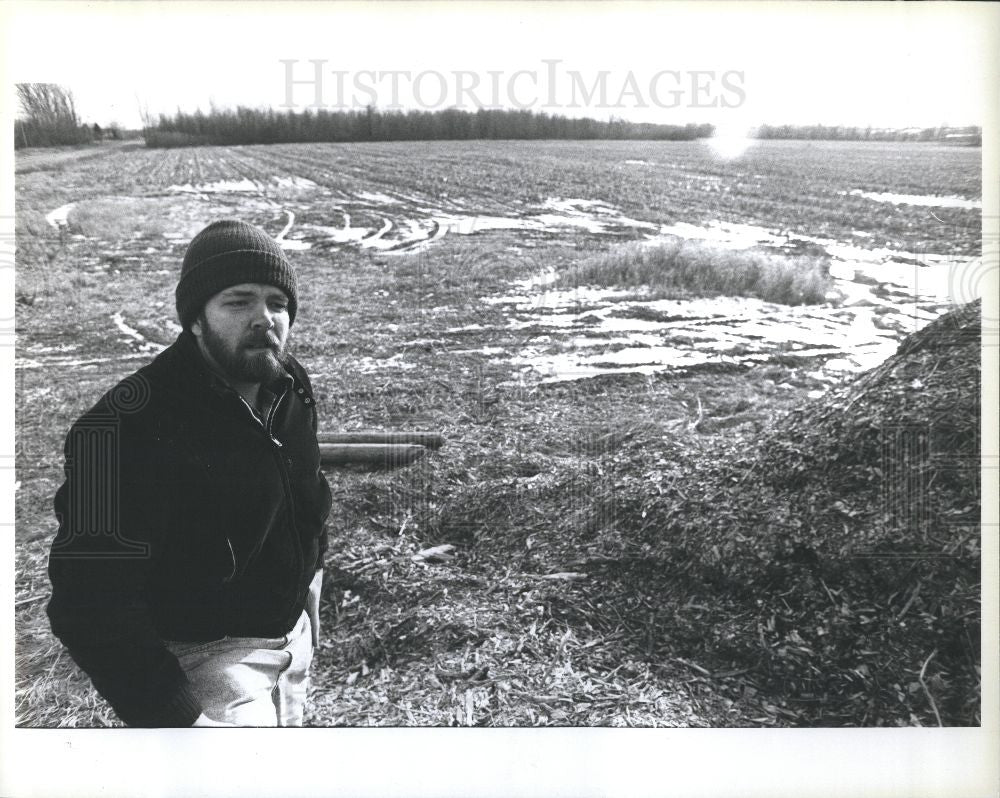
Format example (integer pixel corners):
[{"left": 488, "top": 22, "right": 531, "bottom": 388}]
[{"left": 47, "top": 411, "right": 203, "bottom": 727}]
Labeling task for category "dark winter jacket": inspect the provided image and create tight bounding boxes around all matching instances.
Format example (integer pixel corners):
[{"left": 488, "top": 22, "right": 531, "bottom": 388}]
[{"left": 47, "top": 331, "right": 333, "bottom": 727}]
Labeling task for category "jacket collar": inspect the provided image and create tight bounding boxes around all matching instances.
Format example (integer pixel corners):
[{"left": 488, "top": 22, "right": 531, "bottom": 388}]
[{"left": 150, "top": 330, "right": 307, "bottom": 402}]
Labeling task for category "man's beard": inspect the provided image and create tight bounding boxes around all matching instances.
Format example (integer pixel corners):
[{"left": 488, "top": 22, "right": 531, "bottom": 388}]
[{"left": 199, "top": 319, "right": 288, "bottom": 385}]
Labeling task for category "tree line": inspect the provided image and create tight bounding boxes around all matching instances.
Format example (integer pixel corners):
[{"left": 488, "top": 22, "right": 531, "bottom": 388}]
[
  {"left": 144, "top": 107, "right": 983, "bottom": 148},
  {"left": 755, "top": 123, "right": 982, "bottom": 145},
  {"left": 143, "top": 106, "right": 715, "bottom": 147}
]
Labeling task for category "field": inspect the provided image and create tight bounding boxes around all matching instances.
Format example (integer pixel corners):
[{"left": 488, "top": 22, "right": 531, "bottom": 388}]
[{"left": 14, "top": 139, "right": 983, "bottom": 727}]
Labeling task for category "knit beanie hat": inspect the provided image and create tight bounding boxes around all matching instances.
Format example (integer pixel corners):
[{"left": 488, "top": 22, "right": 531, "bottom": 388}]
[{"left": 175, "top": 219, "right": 298, "bottom": 329}]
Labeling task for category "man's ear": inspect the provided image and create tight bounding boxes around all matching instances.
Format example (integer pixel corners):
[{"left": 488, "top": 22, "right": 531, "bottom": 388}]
[{"left": 190, "top": 313, "right": 204, "bottom": 338}]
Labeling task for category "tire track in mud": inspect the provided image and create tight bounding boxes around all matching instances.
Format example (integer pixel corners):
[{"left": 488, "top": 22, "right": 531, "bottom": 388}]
[
  {"left": 211, "top": 148, "right": 496, "bottom": 251},
  {"left": 361, "top": 218, "right": 393, "bottom": 244},
  {"left": 178, "top": 148, "right": 337, "bottom": 250},
  {"left": 193, "top": 149, "right": 433, "bottom": 251},
  {"left": 194, "top": 149, "right": 299, "bottom": 243},
  {"left": 16, "top": 311, "right": 171, "bottom": 371},
  {"left": 276, "top": 209, "right": 296, "bottom": 242}
]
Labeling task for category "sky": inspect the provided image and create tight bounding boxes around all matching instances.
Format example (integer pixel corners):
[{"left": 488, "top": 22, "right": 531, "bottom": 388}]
[{"left": 2, "top": 1, "right": 997, "bottom": 131}]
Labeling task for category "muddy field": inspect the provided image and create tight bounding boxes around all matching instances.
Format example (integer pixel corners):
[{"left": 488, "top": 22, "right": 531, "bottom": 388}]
[{"left": 14, "top": 139, "right": 982, "bottom": 727}]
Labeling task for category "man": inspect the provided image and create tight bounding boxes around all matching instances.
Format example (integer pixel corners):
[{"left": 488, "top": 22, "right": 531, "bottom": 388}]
[{"left": 47, "top": 219, "right": 333, "bottom": 727}]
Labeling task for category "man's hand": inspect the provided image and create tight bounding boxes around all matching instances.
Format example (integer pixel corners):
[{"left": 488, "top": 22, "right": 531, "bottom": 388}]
[{"left": 191, "top": 713, "right": 236, "bottom": 727}]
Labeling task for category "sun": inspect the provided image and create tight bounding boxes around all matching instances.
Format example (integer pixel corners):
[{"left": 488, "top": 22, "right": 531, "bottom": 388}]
[{"left": 707, "top": 125, "right": 756, "bottom": 159}]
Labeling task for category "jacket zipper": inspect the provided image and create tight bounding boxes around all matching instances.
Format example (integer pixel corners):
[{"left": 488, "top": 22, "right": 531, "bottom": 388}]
[
  {"left": 233, "top": 388, "right": 285, "bottom": 449},
  {"left": 231, "top": 386, "right": 303, "bottom": 587},
  {"left": 264, "top": 389, "right": 285, "bottom": 448},
  {"left": 223, "top": 536, "right": 237, "bottom": 583},
  {"left": 265, "top": 389, "right": 304, "bottom": 585}
]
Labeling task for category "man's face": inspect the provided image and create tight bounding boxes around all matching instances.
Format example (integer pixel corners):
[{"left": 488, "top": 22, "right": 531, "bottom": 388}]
[{"left": 192, "top": 282, "right": 291, "bottom": 385}]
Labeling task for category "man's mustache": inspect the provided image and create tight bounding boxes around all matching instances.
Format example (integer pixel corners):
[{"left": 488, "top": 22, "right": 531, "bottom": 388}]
[{"left": 243, "top": 331, "right": 282, "bottom": 350}]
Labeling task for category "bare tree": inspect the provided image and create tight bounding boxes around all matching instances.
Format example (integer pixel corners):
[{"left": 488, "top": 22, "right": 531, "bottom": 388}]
[{"left": 15, "top": 83, "right": 93, "bottom": 148}]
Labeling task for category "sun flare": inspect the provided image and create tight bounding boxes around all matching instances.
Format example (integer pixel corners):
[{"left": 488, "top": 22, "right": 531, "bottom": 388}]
[{"left": 707, "top": 125, "right": 756, "bottom": 159}]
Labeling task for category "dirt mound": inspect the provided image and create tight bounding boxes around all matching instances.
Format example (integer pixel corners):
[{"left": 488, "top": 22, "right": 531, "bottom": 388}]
[
  {"left": 716, "top": 297, "right": 980, "bottom": 569},
  {"left": 596, "top": 299, "right": 982, "bottom": 725}
]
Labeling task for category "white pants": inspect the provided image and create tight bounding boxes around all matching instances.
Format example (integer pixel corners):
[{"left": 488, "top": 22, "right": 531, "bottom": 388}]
[
  {"left": 165, "top": 608, "right": 314, "bottom": 727},
  {"left": 164, "top": 570, "right": 322, "bottom": 727}
]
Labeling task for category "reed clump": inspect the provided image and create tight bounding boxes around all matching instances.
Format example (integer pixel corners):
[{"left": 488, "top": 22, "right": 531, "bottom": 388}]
[{"left": 559, "top": 238, "right": 833, "bottom": 305}]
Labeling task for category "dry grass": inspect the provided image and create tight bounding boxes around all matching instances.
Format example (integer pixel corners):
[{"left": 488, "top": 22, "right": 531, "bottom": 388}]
[
  {"left": 306, "top": 543, "right": 719, "bottom": 727},
  {"left": 559, "top": 238, "right": 833, "bottom": 305},
  {"left": 63, "top": 197, "right": 171, "bottom": 240}
]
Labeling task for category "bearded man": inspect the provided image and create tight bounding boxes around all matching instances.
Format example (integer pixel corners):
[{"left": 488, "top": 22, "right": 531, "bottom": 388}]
[{"left": 47, "top": 219, "right": 332, "bottom": 727}]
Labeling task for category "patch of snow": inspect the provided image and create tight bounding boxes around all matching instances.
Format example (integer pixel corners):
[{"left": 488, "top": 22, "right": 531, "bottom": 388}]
[
  {"left": 828, "top": 262, "right": 856, "bottom": 281},
  {"left": 444, "top": 324, "right": 488, "bottom": 333},
  {"left": 276, "top": 209, "right": 313, "bottom": 250},
  {"left": 355, "top": 353, "right": 418, "bottom": 372},
  {"left": 279, "top": 239, "right": 313, "bottom": 251},
  {"left": 112, "top": 312, "right": 166, "bottom": 355},
  {"left": 654, "top": 220, "right": 788, "bottom": 250},
  {"left": 16, "top": 353, "right": 150, "bottom": 369},
  {"left": 846, "top": 190, "right": 981, "bottom": 210},
  {"left": 533, "top": 213, "right": 609, "bottom": 234},
  {"left": 544, "top": 198, "right": 611, "bottom": 213},
  {"left": 361, "top": 219, "right": 393, "bottom": 246},
  {"left": 448, "top": 346, "right": 507, "bottom": 356},
  {"left": 46, "top": 203, "right": 76, "bottom": 228},
  {"left": 29, "top": 343, "right": 79, "bottom": 354},
  {"left": 272, "top": 176, "right": 317, "bottom": 189},
  {"left": 276, "top": 209, "right": 295, "bottom": 241},
  {"left": 168, "top": 179, "right": 260, "bottom": 194},
  {"left": 435, "top": 215, "right": 537, "bottom": 235},
  {"left": 356, "top": 191, "right": 400, "bottom": 204}
]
